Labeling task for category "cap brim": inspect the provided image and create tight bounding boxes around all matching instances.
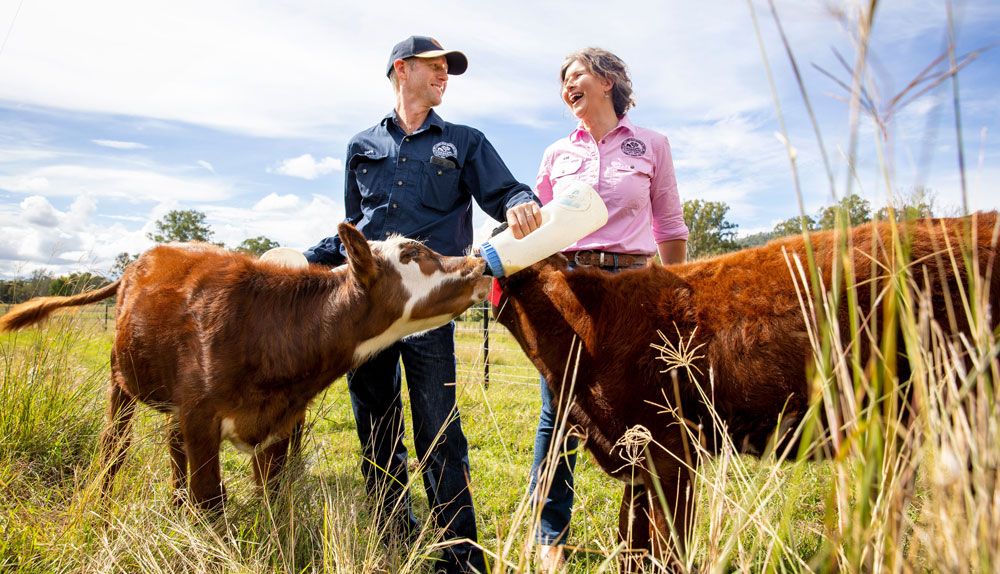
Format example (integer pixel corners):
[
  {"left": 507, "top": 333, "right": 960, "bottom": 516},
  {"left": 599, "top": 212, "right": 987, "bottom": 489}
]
[{"left": 414, "top": 49, "right": 468, "bottom": 75}]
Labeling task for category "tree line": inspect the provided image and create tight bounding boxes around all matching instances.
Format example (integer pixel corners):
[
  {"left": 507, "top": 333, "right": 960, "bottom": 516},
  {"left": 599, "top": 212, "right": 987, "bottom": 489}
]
[
  {"left": 1, "top": 210, "right": 281, "bottom": 303},
  {"left": 1, "top": 189, "right": 941, "bottom": 303},
  {"left": 683, "top": 186, "right": 938, "bottom": 260},
  {"left": 109, "top": 210, "right": 280, "bottom": 278}
]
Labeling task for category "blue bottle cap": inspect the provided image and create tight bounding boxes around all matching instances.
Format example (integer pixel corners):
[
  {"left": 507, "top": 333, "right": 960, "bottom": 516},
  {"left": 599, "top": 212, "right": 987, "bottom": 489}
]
[{"left": 479, "top": 241, "right": 505, "bottom": 277}]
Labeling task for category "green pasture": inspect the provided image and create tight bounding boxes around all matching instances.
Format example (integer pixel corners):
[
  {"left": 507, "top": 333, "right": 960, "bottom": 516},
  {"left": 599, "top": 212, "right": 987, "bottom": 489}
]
[
  {"left": 1, "top": 293, "right": 997, "bottom": 573},
  {"left": 0, "top": 307, "right": 830, "bottom": 573}
]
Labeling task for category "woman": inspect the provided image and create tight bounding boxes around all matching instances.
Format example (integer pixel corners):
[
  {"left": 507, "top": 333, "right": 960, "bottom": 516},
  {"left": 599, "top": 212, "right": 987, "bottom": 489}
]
[{"left": 529, "top": 47, "right": 688, "bottom": 571}]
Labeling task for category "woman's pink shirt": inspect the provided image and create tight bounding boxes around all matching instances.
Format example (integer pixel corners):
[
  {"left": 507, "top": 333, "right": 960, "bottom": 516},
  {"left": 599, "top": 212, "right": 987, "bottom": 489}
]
[{"left": 536, "top": 115, "right": 688, "bottom": 254}]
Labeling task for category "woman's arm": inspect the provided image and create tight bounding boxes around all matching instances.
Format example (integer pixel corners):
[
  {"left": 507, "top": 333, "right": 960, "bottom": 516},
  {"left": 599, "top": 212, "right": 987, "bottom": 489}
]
[
  {"left": 657, "top": 239, "right": 686, "bottom": 265},
  {"left": 648, "top": 133, "right": 689, "bottom": 256}
]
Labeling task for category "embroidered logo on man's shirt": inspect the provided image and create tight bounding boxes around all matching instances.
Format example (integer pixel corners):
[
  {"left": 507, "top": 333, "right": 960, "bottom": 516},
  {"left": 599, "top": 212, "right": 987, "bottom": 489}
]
[{"left": 432, "top": 142, "right": 458, "bottom": 159}]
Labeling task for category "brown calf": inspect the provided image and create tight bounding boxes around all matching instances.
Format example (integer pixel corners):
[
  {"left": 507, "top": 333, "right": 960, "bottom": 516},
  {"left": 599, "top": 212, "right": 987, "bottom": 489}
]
[
  {"left": 494, "top": 213, "right": 999, "bottom": 566},
  {"left": 1, "top": 223, "right": 491, "bottom": 509}
]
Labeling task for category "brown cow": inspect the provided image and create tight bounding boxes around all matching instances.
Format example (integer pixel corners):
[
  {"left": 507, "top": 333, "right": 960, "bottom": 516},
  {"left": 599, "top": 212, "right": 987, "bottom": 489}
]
[
  {"left": 1, "top": 223, "right": 491, "bottom": 509},
  {"left": 494, "top": 213, "right": 999, "bottom": 567}
]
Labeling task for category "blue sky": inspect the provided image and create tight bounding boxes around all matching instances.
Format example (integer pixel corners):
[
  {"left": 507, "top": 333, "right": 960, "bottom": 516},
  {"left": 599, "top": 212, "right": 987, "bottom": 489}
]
[{"left": 0, "top": 0, "right": 997, "bottom": 278}]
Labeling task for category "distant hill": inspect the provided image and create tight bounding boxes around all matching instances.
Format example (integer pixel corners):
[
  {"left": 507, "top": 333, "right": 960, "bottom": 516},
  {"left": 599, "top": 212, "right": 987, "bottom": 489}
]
[{"left": 736, "top": 230, "right": 781, "bottom": 249}]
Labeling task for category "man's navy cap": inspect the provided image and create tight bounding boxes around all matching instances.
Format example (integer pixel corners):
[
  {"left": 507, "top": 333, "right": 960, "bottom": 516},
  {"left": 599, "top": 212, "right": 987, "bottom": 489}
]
[{"left": 386, "top": 36, "right": 468, "bottom": 77}]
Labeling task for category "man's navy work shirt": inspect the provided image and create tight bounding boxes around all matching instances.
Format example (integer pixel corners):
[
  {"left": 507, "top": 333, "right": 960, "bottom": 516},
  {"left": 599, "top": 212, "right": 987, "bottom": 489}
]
[{"left": 304, "top": 109, "right": 538, "bottom": 265}]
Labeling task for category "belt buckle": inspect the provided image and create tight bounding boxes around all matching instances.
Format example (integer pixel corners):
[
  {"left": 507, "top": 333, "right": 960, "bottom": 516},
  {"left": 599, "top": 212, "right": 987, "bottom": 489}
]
[{"left": 573, "top": 251, "right": 594, "bottom": 267}]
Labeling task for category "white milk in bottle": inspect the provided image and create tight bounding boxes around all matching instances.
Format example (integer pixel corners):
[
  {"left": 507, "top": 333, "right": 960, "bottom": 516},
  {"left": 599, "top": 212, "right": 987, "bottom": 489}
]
[{"left": 479, "top": 180, "right": 608, "bottom": 277}]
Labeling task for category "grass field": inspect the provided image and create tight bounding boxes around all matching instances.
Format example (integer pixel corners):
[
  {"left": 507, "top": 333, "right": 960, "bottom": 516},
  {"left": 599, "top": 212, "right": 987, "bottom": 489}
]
[
  {"left": 3, "top": 263, "right": 997, "bottom": 574},
  {"left": 0, "top": 308, "right": 634, "bottom": 573},
  {"left": 0, "top": 305, "right": 839, "bottom": 573}
]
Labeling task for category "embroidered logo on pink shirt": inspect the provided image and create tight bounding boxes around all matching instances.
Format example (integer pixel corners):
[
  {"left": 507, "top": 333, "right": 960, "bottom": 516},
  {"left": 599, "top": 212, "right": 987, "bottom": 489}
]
[{"left": 621, "top": 137, "right": 646, "bottom": 157}]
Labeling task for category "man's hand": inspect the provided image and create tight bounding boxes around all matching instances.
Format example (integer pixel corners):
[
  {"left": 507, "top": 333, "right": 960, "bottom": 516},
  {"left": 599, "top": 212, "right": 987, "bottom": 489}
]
[{"left": 505, "top": 203, "right": 543, "bottom": 239}]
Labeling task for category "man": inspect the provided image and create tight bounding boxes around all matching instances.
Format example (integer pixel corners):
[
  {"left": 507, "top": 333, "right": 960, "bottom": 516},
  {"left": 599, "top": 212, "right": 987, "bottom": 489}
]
[{"left": 305, "top": 36, "right": 541, "bottom": 573}]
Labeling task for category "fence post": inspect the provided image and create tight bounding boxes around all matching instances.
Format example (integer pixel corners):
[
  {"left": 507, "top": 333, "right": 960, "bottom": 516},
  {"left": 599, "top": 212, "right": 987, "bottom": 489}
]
[
  {"left": 104, "top": 302, "right": 110, "bottom": 330},
  {"left": 482, "top": 301, "right": 490, "bottom": 389}
]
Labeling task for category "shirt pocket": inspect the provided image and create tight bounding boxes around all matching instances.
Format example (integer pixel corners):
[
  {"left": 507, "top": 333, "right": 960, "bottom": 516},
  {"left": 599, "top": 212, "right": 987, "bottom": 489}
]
[
  {"left": 607, "top": 158, "right": 654, "bottom": 212},
  {"left": 548, "top": 155, "right": 584, "bottom": 194},
  {"left": 351, "top": 152, "right": 390, "bottom": 204},
  {"left": 420, "top": 160, "right": 461, "bottom": 213}
]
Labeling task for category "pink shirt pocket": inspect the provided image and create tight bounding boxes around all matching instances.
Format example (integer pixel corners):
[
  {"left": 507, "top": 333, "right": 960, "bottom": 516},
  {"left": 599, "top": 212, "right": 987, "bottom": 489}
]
[
  {"left": 549, "top": 155, "right": 587, "bottom": 195},
  {"left": 605, "top": 157, "right": 653, "bottom": 214}
]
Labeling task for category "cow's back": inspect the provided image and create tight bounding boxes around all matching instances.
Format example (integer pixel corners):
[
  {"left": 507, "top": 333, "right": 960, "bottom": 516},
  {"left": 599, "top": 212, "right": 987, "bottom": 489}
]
[
  {"left": 113, "top": 243, "right": 240, "bottom": 408},
  {"left": 607, "top": 212, "right": 998, "bottom": 456},
  {"left": 678, "top": 212, "right": 999, "bottom": 346},
  {"left": 903, "top": 212, "right": 1000, "bottom": 333}
]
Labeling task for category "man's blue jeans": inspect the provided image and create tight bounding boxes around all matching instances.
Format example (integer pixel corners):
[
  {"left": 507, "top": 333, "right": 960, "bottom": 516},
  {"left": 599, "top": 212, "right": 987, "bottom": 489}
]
[{"left": 347, "top": 322, "right": 485, "bottom": 573}]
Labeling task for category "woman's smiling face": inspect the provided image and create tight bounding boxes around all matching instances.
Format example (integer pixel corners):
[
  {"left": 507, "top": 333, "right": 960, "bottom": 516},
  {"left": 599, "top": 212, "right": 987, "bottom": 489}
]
[{"left": 561, "top": 58, "right": 613, "bottom": 120}]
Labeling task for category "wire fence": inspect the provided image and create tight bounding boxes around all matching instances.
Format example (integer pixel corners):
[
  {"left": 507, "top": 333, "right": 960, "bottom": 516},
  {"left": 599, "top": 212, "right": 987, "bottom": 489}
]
[
  {"left": 0, "top": 301, "right": 539, "bottom": 388},
  {"left": 454, "top": 301, "right": 538, "bottom": 388}
]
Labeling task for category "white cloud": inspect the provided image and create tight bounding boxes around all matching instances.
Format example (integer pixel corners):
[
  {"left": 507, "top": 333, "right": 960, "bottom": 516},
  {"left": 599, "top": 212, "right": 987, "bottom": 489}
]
[
  {"left": 0, "top": 0, "right": 993, "bottom": 148},
  {"left": 21, "top": 196, "right": 60, "bottom": 227},
  {"left": 0, "top": 218, "right": 151, "bottom": 276},
  {"left": 17, "top": 228, "right": 68, "bottom": 262},
  {"left": 271, "top": 154, "right": 343, "bottom": 180},
  {"left": 4, "top": 175, "right": 50, "bottom": 192},
  {"left": 662, "top": 114, "right": 796, "bottom": 222},
  {"left": 0, "top": 164, "right": 232, "bottom": 202},
  {"left": 0, "top": 191, "right": 343, "bottom": 277},
  {"left": 197, "top": 160, "right": 216, "bottom": 173},
  {"left": 669, "top": 115, "right": 785, "bottom": 172},
  {"left": 92, "top": 139, "right": 149, "bottom": 150},
  {"left": 253, "top": 192, "right": 301, "bottom": 211},
  {"left": 67, "top": 195, "right": 97, "bottom": 229},
  {"left": 0, "top": 0, "right": 853, "bottom": 137},
  {"left": 0, "top": 214, "right": 78, "bottom": 266},
  {"left": 203, "top": 194, "right": 343, "bottom": 252},
  {"left": 1, "top": 194, "right": 107, "bottom": 269},
  {"left": 0, "top": 148, "right": 62, "bottom": 164}
]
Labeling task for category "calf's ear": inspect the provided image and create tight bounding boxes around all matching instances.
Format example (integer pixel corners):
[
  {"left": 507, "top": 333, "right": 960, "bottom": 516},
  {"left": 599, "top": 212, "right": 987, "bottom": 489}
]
[{"left": 339, "top": 223, "right": 378, "bottom": 289}]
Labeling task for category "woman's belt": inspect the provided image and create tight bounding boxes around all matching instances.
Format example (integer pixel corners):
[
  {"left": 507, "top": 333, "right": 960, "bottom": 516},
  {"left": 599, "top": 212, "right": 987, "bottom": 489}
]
[{"left": 566, "top": 250, "right": 651, "bottom": 269}]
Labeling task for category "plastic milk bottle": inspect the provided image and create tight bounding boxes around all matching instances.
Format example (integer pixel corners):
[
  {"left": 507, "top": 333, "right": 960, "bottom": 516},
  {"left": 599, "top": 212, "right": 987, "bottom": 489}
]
[
  {"left": 479, "top": 181, "right": 608, "bottom": 277},
  {"left": 259, "top": 247, "right": 309, "bottom": 268}
]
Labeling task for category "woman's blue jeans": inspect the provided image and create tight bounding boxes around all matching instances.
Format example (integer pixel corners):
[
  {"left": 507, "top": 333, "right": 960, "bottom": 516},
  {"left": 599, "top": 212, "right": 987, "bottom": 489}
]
[
  {"left": 528, "top": 260, "right": 638, "bottom": 546},
  {"left": 529, "top": 373, "right": 579, "bottom": 545}
]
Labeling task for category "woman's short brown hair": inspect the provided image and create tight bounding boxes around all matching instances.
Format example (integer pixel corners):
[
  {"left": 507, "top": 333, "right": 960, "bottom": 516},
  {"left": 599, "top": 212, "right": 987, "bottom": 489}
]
[{"left": 560, "top": 48, "right": 636, "bottom": 116}]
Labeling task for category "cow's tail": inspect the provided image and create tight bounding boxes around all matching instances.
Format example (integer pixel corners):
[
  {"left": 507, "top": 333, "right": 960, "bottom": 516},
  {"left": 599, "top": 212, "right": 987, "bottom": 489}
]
[{"left": 0, "top": 280, "right": 121, "bottom": 332}]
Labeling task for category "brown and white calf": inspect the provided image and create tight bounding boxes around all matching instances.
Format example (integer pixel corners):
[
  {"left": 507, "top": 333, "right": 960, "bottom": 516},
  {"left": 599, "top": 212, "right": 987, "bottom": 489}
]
[
  {"left": 1, "top": 223, "right": 490, "bottom": 509},
  {"left": 493, "top": 213, "right": 999, "bottom": 567}
]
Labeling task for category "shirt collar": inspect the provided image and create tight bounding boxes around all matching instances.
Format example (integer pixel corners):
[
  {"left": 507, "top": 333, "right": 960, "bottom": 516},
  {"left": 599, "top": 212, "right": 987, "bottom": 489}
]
[
  {"left": 569, "top": 113, "right": 635, "bottom": 142},
  {"left": 616, "top": 114, "right": 636, "bottom": 136},
  {"left": 382, "top": 108, "right": 445, "bottom": 134}
]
